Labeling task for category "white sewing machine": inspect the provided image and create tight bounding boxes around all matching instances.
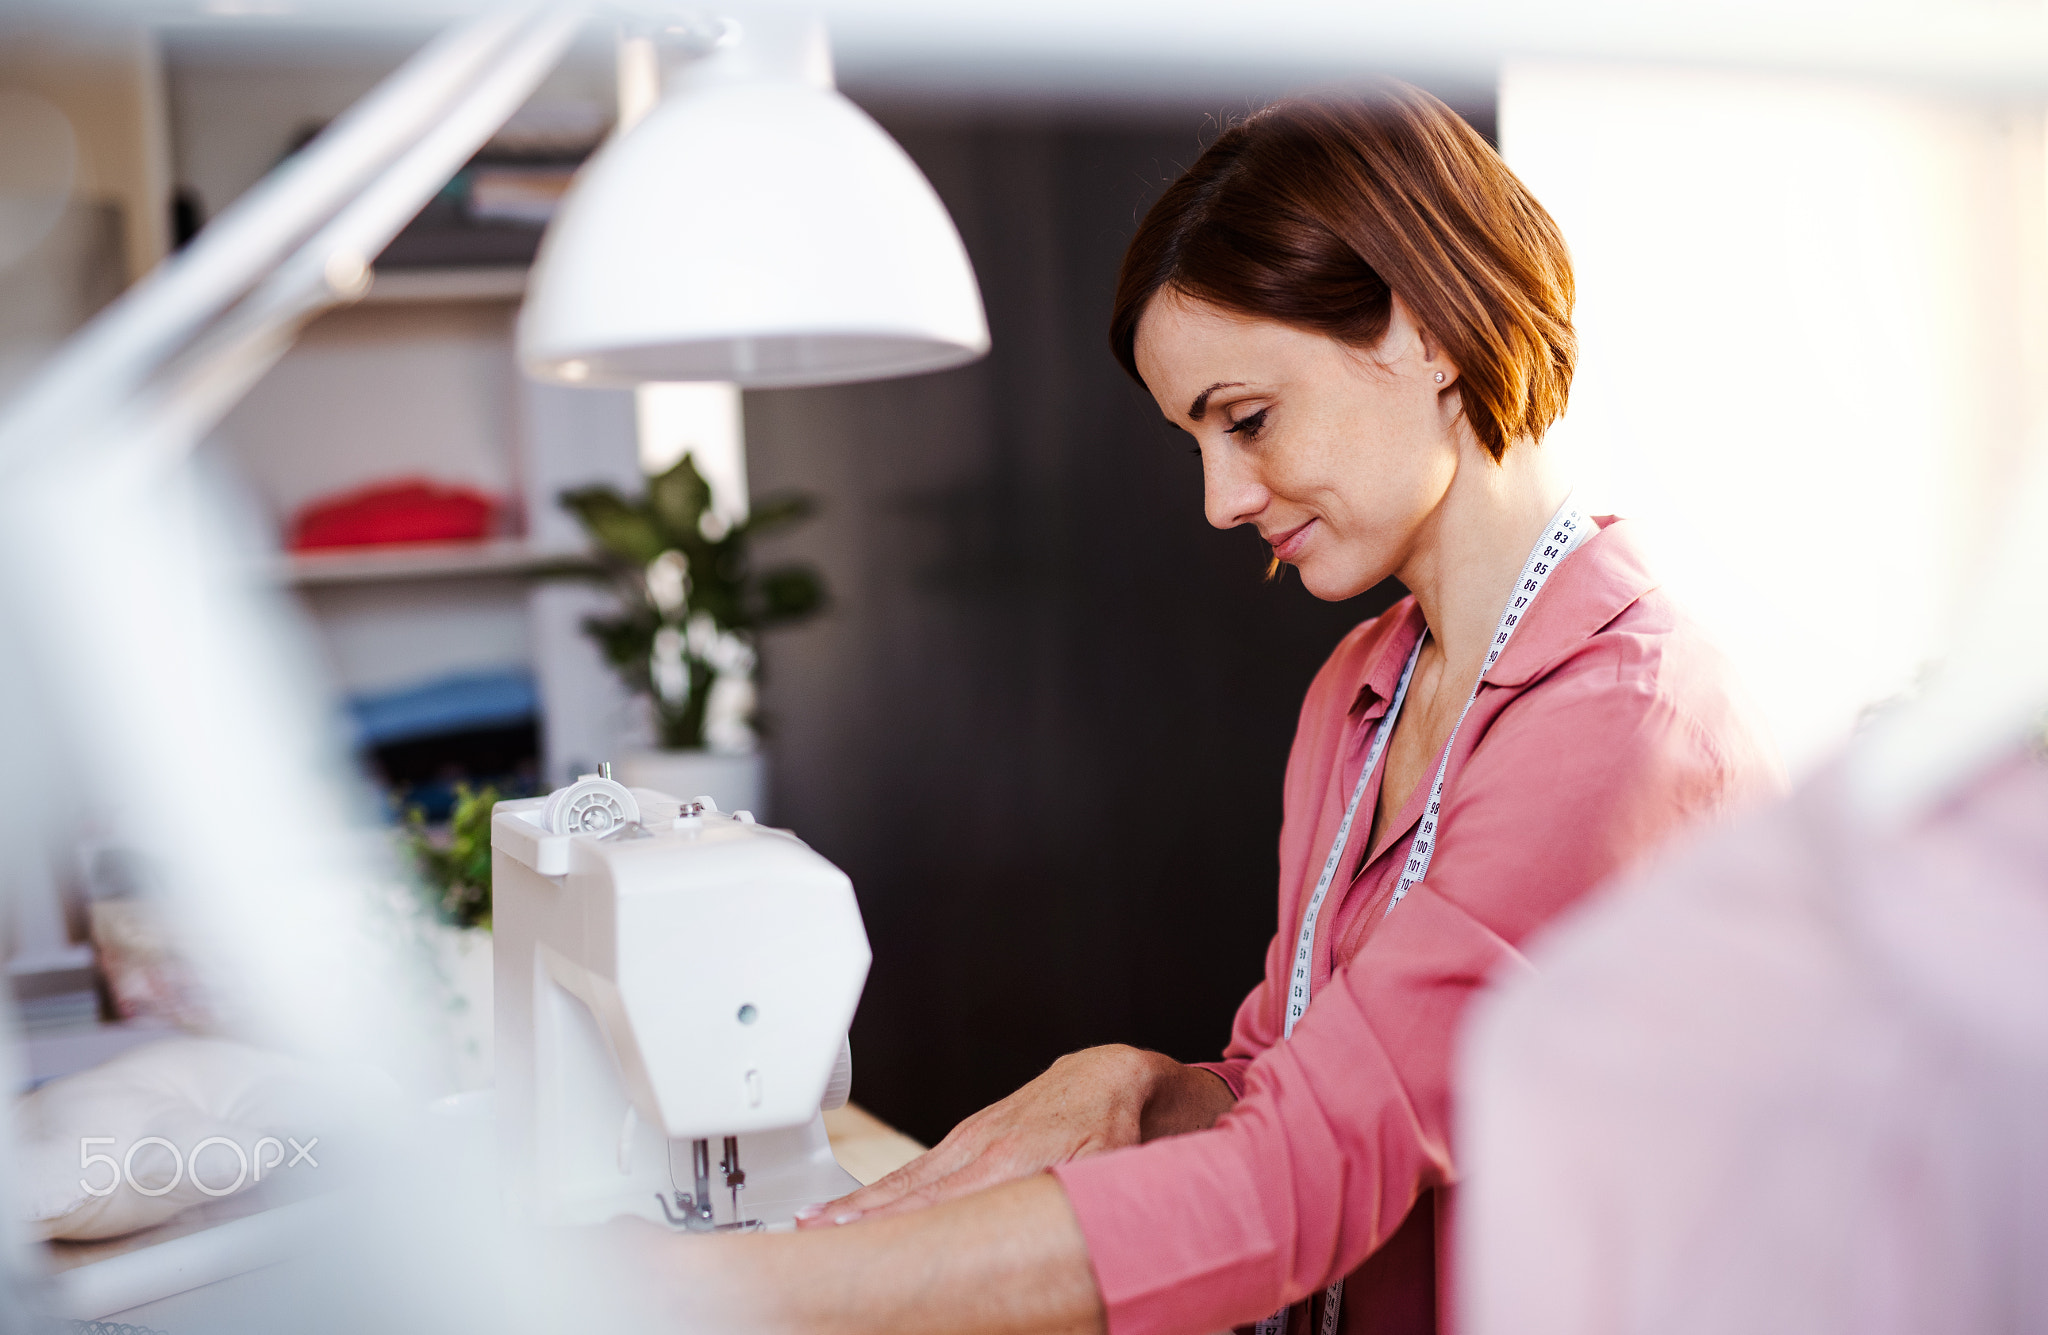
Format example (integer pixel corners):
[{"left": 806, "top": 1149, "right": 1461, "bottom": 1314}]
[{"left": 492, "top": 769, "right": 870, "bottom": 1231}]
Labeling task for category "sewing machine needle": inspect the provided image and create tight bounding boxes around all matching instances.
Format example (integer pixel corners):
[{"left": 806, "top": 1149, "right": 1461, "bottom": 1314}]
[{"left": 721, "top": 1135, "right": 746, "bottom": 1225}]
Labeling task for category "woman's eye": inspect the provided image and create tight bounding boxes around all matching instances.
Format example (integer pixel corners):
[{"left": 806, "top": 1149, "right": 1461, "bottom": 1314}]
[{"left": 1224, "top": 408, "right": 1269, "bottom": 440}]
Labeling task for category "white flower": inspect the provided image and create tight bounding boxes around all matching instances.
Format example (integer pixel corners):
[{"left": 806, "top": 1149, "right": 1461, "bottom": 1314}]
[
  {"left": 650, "top": 625, "right": 689, "bottom": 705},
  {"left": 680, "top": 614, "right": 751, "bottom": 673},
  {"left": 699, "top": 510, "right": 732, "bottom": 542},
  {"left": 704, "top": 674, "right": 758, "bottom": 754},
  {"left": 645, "top": 550, "right": 690, "bottom": 617},
  {"left": 685, "top": 611, "right": 720, "bottom": 661},
  {"left": 716, "top": 634, "right": 756, "bottom": 677}
]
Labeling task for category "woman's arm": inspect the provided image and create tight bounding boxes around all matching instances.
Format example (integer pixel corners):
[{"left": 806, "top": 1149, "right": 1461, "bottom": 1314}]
[
  {"left": 649, "top": 1175, "right": 1102, "bottom": 1335},
  {"left": 1043, "top": 665, "right": 1772, "bottom": 1334},
  {"left": 799, "top": 1046, "right": 1234, "bottom": 1228}
]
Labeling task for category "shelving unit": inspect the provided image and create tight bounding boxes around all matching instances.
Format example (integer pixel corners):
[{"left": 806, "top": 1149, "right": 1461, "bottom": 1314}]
[
  {"left": 280, "top": 537, "right": 591, "bottom": 587},
  {"left": 168, "top": 40, "right": 647, "bottom": 792},
  {"left": 359, "top": 265, "right": 528, "bottom": 305}
]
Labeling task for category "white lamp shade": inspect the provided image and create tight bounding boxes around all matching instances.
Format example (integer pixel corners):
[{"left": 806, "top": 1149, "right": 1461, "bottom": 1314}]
[{"left": 518, "top": 77, "right": 990, "bottom": 389}]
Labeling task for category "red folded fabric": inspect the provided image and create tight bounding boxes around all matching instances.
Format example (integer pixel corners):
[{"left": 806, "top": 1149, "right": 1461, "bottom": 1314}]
[{"left": 288, "top": 478, "right": 501, "bottom": 551}]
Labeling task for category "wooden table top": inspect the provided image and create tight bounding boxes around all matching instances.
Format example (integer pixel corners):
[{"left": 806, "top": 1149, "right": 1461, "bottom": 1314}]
[{"left": 823, "top": 1102, "right": 928, "bottom": 1185}]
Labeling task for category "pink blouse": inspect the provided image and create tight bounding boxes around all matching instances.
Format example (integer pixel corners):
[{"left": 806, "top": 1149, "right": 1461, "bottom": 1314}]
[
  {"left": 1052, "top": 517, "right": 1784, "bottom": 1335},
  {"left": 1459, "top": 751, "right": 2048, "bottom": 1335}
]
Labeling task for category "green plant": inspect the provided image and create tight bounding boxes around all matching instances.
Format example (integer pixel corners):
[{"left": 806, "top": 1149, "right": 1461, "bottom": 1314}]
[
  {"left": 557, "top": 454, "right": 824, "bottom": 750},
  {"left": 403, "top": 783, "right": 498, "bottom": 930}
]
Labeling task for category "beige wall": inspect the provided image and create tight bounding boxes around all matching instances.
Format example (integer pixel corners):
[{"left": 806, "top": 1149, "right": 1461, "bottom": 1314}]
[{"left": 0, "top": 18, "right": 170, "bottom": 282}]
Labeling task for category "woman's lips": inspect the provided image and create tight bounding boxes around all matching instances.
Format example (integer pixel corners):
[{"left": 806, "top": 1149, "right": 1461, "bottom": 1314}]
[{"left": 1267, "top": 518, "right": 1316, "bottom": 562}]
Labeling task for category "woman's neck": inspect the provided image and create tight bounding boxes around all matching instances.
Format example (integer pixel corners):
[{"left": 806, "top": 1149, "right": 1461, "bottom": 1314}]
[{"left": 1397, "top": 438, "right": 1572, "bottom": 686}]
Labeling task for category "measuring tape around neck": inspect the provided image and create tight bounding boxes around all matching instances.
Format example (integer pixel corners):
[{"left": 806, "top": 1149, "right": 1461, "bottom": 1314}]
[
  {"left": 1253, "top": 497, "right": 1586, "bottom": 1335},
  {"left": 1280, "top": 638, "right": 1422, "bottom": 1037},
  {"left": 1381, "top": 500, "right": 1586, "bottom": 915}
]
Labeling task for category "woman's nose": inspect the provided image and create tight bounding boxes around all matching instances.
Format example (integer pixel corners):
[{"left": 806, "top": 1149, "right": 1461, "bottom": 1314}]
[{"left": 1202, "top": 451, "right": 1268, "bottom": 531}]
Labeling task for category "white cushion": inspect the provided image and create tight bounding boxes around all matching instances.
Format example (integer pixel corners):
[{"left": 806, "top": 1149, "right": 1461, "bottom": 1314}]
[{"left": 15, "top": 1037, "right": 345, "bottom": 1240}]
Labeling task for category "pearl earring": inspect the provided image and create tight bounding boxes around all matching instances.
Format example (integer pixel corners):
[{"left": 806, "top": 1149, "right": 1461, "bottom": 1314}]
[{"left": 1433, "top": 371, "right": 1445, "bottom": 383}]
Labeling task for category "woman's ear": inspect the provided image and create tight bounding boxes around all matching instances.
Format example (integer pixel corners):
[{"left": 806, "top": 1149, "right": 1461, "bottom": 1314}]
[{"left": 1391, "top": 293, "right": 1458, "bottom": 393}]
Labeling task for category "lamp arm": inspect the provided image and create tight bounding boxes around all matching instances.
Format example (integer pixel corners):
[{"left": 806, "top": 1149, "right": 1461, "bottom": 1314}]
[
  {"left": 86, "top": 3, "right": 590, "bottom": 482},
  {"left": 0, "top": 1, "right": 587, "bottom": 480}
]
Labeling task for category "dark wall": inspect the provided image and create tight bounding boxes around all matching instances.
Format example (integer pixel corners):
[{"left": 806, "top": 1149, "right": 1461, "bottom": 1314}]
[{"left": 744, "top": 109, "right": 1410, "bottom": 1147}]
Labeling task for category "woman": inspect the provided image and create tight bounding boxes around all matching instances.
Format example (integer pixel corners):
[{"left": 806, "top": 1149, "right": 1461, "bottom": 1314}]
[{"left": 634, "top": 82, "right": 1782, "bottom": 1335}]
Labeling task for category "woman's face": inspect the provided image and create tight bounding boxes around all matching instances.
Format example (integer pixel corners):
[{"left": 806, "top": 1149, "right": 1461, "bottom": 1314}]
[{"left": 1133, "top": 290, "right": 1464, "bottom": 601}]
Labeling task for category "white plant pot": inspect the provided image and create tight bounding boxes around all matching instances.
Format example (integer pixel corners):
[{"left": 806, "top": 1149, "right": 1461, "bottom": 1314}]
[{"left": 615, "top": 748, "right": 768, "bottom": 820}]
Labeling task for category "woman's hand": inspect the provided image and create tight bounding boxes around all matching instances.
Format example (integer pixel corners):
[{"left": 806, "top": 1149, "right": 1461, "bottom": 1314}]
[
  {"left": 796, "top": 1044, "right": 1233, "bottom": 1228},
  {"left": 611, "top": 1177, "right": 1105, "bottom": 1335}
]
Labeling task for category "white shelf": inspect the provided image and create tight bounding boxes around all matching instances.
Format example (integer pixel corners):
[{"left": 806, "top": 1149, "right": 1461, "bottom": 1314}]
[
  {"left": 358, "top": 266, "right": 528, "bottom": 305},
  {"left": 279, "top": 538, "right": 588, "bottom": 587}
]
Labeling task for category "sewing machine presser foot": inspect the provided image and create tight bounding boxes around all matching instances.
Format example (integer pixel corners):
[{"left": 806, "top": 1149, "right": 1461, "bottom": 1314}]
[{"left": 655, "top": 1192, "right": 763, "bottom": 1232}]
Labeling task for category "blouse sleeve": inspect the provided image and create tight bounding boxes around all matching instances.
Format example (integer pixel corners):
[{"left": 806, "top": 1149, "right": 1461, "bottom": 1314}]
[{"left": 1052, "top": 662, "right": 1749, "bottom": 1335}]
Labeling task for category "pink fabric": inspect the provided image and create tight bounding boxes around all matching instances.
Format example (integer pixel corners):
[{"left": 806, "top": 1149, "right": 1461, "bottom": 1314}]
[
  {"left": 1458, "top": 748, "right": 2048, "bottom": 1335},
  {"left": 1053, "top": 518, "right": 1784, "bottom": 1335}
]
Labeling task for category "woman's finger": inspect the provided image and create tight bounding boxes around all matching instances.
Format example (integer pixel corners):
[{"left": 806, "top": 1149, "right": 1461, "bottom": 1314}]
[
  {"left": 820, "top": 1171, "right": 972, "bottom": 1225},
  {"left": 794, "top": 1171, "right": 930, "bottom": 1226},
  {"left": 802, "top": 1137, "right": 1061, "bottom": 1228},
  {"left": 822, "top": 1147, "right": 1057, "bottom": 1227},
  {"left": 795, "top": 1140, "right": 979, "bottom": 1226}
]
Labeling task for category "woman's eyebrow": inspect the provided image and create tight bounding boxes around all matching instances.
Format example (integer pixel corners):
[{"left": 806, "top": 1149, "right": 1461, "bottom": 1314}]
[{"left": 1187, "top": 382, "right": 1245, "bottom": 421}]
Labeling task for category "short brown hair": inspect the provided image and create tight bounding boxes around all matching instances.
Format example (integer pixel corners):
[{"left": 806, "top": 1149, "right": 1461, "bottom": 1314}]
[{"left": 1111, "top": 85, "right": 1576, "bottom": 460}]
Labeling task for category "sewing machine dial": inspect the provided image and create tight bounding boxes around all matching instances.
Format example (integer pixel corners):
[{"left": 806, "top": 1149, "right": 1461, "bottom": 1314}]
[{"left": 542, "top": 775, "right": 641, "bottom": 836}]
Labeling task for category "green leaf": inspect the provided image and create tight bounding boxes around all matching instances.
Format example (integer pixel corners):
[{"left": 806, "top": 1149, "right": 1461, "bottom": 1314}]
[
  {"left": 742, "top": 492, "right": 816, "bottom": 535},
  {"left": 559, "top": 487, "right": 668, "bottom": 565},
  {"left": 755, "top": 564, "right": 824, "bottom": 623},
  {"left": 401, "top": 782, "right": 501, "bottom": 930},
  {"left": 582, "top": 612, "right": 658, "bottom": 689},
  {"left": 647, "top": 455, "right": 714, "bottom": 544},
  {"left": 654, "top": 659, "right": 716, "bottom": 749},
  {"left": 555, "top": 467, "right": 827, "bottom": 716}
]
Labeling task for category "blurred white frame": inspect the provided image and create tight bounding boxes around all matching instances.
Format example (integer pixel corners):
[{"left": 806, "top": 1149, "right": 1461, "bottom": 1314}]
[{"left": 1502, "top": 64, "right": 2048, "bottom": 772}]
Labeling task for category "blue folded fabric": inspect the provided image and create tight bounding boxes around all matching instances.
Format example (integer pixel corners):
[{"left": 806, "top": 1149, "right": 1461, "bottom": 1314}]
[{"left": 347, "top": 668, "right": 538, "bottom": 748}]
